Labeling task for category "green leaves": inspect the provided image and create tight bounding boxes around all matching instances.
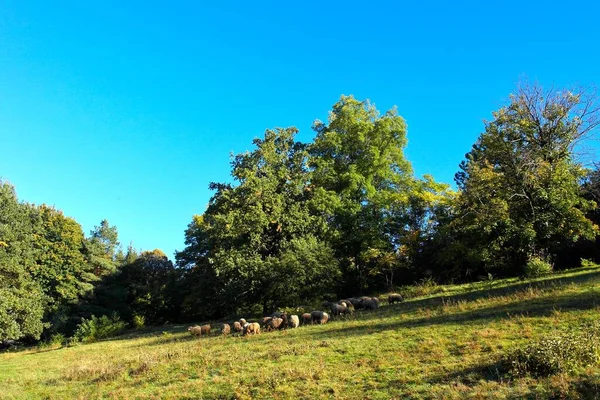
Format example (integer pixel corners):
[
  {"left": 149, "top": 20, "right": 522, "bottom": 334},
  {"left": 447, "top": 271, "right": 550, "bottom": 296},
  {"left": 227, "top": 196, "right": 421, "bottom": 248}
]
[{"left": 448, "top": 83, "right": 599, "bottom": 275}]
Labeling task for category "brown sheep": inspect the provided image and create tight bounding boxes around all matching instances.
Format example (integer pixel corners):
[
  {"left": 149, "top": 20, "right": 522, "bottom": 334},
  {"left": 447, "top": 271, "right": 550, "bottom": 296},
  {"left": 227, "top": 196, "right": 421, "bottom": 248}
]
[
  {"left": 188, "top": 324, "right": 211, "bottom": 336},
  {"left": 330, "top": 304, "right": 353, "bottom": 317},
  {"left": 187, "top": 325, "right": 202, "bottom": 336},
  {"left": 288, "top": 315, "right": 300, "bottom": 328},
  {"left": 233, "top": 321, "right": 242, "bottom": 334},
  {"left": 302, "top": 313, "right": 312, "bottom": 325},
  {"left": 243, "top": 322, "right": 261, "bottom": 335},
  {"left": 311, "top": 311, "right": 329, "bottom": 324},
  {"left": 221, "top": 323, "right": 231, "bottom": 335},
  {"left": 269, "top": 317, "right": 284, "bottom": 331},
  {"left": 388, "top": 293, "right": 404, "bottom": 304},
  {"left": 262, "top": 316, "right": 273, "bottom": 327}
]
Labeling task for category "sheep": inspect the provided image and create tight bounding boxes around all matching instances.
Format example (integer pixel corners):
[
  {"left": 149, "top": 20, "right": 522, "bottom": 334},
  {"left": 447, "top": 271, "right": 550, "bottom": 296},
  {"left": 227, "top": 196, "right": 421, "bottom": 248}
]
[
  {"left": 233, "top": 321, "right": 242, "bottom": 334},
  {"left": 372, "top": 297, "right": 381, "bottom": 306},
  {"left": 362, "top": 299, "right": 378, "bottom": 310},
  {"left": 262, "top": 316, "right": 273, "bottom": 327},
  {"left": 239, "top": 318, "right": 247, "bottom": 326},
  {"left": 302, "top": 313, "right": 312, "bottom": 325},
  {"left": 243, "top": 322, "right": 261, "bottom": 335},
  {"left": 330, "top": 304, "right": 353, "bottom": 317},
  {"left": 311, "top": 311, "right": 329, "bottom": 324},
  {"left": 221, "top": 323, "right": 231, "bottom": 336},
  {"left": 188, "top": 324, "right": 211, "bottom": 336},
  {"left": 288, "top": 315, "right": 300, "bottom": 328},
  {"left": 266, "top": 317, "right": 284, "bottom": 331},
  {"left": 388, "top": 293, "right": 404, "bottom": 304},
  {"left": 337, "top": 300, "right": 351, "bottom": 308},
  {"left": 347, "top": 298, "right": 361, "bottom": 307}
]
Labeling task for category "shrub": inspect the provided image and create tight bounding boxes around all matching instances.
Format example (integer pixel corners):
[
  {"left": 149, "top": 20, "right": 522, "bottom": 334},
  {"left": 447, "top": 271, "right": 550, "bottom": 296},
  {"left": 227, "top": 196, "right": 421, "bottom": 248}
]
[
  {"left": 503, "top": 323, "right": 600, "bottom": 377},
  {"left": 72, "top": 313, "right": 127, "bottom": 343},
  {"left": 523, "top": 257, "right": 553, "bottom": 278},
  {"left": 581, "top": 258, "right": 599, "bottom": 269},
  {"left": 132, "top": 314, "right": 145, "bottom": 330}
]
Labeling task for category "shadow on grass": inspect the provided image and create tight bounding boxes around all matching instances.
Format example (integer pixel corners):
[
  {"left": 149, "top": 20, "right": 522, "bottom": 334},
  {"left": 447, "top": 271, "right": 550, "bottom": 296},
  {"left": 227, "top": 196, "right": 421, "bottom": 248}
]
[
  {"left": 311, "top": 288, "right": 600, "bottom": 340},
  {"left": 357, "top": 268, "right": 600, "bottom": 323}
]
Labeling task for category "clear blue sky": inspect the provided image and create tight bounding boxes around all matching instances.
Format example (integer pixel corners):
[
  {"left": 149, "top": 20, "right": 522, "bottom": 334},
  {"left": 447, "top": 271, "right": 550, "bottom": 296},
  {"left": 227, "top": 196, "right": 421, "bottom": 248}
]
[{"left": 1, "top": 1, "right": 599, "bottom": 259}]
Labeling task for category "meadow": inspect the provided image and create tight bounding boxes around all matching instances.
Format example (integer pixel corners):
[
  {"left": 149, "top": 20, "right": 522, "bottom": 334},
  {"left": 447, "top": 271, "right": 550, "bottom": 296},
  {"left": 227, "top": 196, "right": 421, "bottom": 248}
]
[{"left": 2, "top": 267, "right": 600, "bottom": 399}]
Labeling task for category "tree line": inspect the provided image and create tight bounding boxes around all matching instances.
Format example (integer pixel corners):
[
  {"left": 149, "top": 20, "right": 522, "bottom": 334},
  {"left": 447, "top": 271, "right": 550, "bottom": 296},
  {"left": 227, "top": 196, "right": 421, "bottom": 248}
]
[{"left": 2, "top": 83, "right": 600, "bottom": 342}]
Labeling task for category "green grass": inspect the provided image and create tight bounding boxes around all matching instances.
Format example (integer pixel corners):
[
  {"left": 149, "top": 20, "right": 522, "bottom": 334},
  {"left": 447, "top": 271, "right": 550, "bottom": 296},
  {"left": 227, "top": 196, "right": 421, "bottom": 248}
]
[{"left": 3, "top": 267, "right": 600, "bottom": 399}]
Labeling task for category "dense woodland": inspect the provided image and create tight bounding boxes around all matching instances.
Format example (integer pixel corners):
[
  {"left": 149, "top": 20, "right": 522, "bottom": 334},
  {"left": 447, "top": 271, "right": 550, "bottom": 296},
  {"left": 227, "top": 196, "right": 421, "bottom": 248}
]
[{"left": 2, "top": 83, "right": 600, "bottom": 343}]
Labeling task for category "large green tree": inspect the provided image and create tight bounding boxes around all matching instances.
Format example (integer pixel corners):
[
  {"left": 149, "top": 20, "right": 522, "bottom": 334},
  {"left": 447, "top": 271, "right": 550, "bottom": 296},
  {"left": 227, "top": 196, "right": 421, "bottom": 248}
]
[
  {"left": 0, "top": 182, "right": 46, "bottom": 341},
  {"left": 449, "top": 84, "right": 599, "bottom": 275},
  {"left": 309, "top": 96, "right": 422, "bottom": 292},
  {"left": 177, "top": 127, "right": 339, "bottom": 316}
]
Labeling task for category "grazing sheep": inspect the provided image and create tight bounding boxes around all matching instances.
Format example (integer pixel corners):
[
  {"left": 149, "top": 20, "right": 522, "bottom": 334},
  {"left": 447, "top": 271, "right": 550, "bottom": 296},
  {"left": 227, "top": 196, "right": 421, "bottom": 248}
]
[
  {"left": 233, "top": 321, "right": 242, "bottom": 334},
  {"left": 311, "top": 311, "right": 329, "bottom": 324},
  {"left": 239, "top": 318, "right": 247, "bottom": 326},
  {"left": 187, "top": 325, "right": 210, "bottom": 336},
  {"left": 388, "top": 293, "right": 404, "bottom": 304},
  {"left": 262, "top": 316, "right": 273, "bottom": 327},
  {"left": 221, "top": 323, "right": 231, "bottom": 335},
  {"left": 302, "top": 313, "right": 312, "bottom": 325},
  {"left": 331, "top": 304, "right": 352, "bottom": 317},
  {"left": 243, "top": 322, "right": 261, "bottom": 335},
  {"left": 266, "top": 317, "right": 284, "bottom": 331},
  {"left": 347, "top": 298, "right": 361, "bottom": 307},
  {"left": 362, "top": 299, "right": 378, "bottom": 310},
  {"left": 288, "top": 315, "right": 300, "bottom": 328}
]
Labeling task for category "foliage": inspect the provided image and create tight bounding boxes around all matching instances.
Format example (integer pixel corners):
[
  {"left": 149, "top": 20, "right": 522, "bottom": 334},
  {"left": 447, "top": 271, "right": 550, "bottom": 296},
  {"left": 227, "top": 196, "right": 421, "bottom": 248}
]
[
  {"left": 503, "top": 323, "right": 600, "bottom": 377},
  {"left": 177, "top": 127, "right": 340, "bottom": 316},
  {"left": 444, "top": 83, "right": 599, "bottom": 277},
  {"left": 72, "top": 314, "right": 127, "bottom": 343},
  {"left": 581, "top": 258, "right": 600, "bottom": 269},
  {"left": 524, "top": 257, "right": 553, "bottom": 278},
  {"left": 0, "top": 181, "right": 47, "bottom": 341},
  {"left": 132, "top": 315, "right": 145, "bottom": 330},
  {"left": 84, "top": 219, "right": 122, "bottom": 277}
]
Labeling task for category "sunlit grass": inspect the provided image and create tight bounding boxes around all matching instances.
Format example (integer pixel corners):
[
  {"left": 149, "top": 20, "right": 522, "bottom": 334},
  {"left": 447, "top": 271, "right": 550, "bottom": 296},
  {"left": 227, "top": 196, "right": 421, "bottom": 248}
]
[{"left": 2, "top": 266, "right": 600, "bottom": 399}]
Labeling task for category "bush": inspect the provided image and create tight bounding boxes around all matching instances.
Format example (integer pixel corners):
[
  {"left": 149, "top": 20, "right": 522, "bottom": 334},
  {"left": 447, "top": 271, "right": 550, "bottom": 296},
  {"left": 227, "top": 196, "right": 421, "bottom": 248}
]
[
  {"left": 132, "top": 314, "right": 145, "bottom": 330},
  {"left": 523, "top": 257, "right": 553, "bottom": 278},
  {"left": 581, "top": 258, "right": 599, "bottom": 269},
  {"left": 503, "top": 323, "right": 600, "bottom": 377},
  {"left": 72, "top": 313, "right": 127, "bottom": 343}
]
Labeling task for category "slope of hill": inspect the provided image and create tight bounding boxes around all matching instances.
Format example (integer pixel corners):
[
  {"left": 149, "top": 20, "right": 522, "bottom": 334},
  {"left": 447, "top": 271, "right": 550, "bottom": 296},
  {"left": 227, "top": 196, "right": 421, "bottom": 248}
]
[{"left": 2, "top": 267, "right": 600, "bottom": 399}]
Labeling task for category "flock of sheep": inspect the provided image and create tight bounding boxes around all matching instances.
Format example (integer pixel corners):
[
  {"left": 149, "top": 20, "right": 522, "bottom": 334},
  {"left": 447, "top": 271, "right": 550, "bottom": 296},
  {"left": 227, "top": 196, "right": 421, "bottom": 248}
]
[{"left": 187, "top": 293, "right": 404, "bottom": 337}]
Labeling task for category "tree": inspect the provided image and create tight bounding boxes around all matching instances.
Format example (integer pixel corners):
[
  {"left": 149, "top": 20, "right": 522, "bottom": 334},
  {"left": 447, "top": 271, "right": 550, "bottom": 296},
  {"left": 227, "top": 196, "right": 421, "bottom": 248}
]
[
  {"left": 118, "top": 249, "right": 179, "bottom": 324},
  {"left": 0, "top": 181, "right": 46, "bottom": 341},
  {"left": 84, "top": 219, "right": 121, "bottom": 277},
  {"left": 448, "top": 83, "right": 599, "bottom": 275},
  {"left": 309, "top": 95, "right": 418, "bottom": 293},
  {"left": 27, "top": 205, "right": 96, "bottom": 334},
  {"left": 177, "top": 127, "right": 339, "bottom": 316}
]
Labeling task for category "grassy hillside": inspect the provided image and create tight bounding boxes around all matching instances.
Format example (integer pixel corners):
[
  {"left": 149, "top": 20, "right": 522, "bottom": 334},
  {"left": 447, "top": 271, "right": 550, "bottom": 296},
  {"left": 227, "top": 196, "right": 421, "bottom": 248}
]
[{"left": 2, "top": 267, "right": 600, "bottom": 399}]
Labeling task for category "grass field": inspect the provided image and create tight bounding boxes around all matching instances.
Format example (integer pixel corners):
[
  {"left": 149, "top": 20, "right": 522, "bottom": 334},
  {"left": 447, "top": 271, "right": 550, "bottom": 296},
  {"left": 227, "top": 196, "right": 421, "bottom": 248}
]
[{"left": 2, "top": 267, "right": 600, "bottom": 399}]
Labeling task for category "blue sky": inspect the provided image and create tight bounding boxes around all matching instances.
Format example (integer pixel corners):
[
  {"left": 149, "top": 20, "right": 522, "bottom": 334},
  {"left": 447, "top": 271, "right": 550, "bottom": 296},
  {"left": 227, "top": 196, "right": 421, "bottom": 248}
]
[{"left": 1, "top": 1, "right": 599, "bottom": 259}]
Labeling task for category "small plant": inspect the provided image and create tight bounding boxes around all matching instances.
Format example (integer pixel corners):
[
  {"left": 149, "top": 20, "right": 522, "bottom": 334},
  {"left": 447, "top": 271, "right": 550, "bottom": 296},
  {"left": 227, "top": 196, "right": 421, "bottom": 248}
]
[
  {"left": 523, "top": 257, "right": 553, "bottom": 278},
  {"left": 72, "top": 313, "right": 127, "bottom": 343},
  {"left": 132, "top": 314, "right": 145, "bottom": 330},
  {"left": 581, "top": 258, "right": 599, "bottom": 269},
  {"left": 502, "top": 323, "right": 600, "bottom": 377}
]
